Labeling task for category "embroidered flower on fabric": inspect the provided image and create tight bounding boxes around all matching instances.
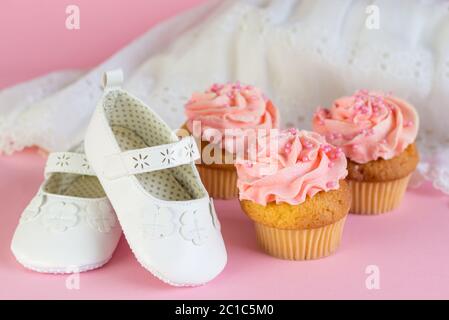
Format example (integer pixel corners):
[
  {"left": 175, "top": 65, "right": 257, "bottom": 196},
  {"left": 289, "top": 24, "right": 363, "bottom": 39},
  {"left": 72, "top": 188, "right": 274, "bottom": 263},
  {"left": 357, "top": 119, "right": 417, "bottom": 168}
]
[
  {"left": 160, "top": 148, "right": 175, "bottom": 165},
  {"left": 86, "top": 201, "right": 117, "bottom": 233},
  {"left": 20, "top": 194, "right": 45, "bottom": 223},
  {"left": 42, "top": 201, "right": 79, "bottom": 232},
  {"left": 142, "top": 205, "right": 176, "bottom": 240},
  {"left": 56, "top": 154, "right": 70, "bottom": 167},
  {"left": 133, "top": 153, "right": 150, "bottom": 169},
  {"left": 180, "top": 209, "right": 212, "bottom": 246}
]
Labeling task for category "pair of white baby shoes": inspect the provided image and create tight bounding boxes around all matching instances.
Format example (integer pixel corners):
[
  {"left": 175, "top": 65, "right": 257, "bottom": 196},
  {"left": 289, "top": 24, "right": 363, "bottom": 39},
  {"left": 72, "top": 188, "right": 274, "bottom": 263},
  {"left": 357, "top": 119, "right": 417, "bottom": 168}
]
[{"left": 11, "top": 70, "right": 227, "bottom": 286}]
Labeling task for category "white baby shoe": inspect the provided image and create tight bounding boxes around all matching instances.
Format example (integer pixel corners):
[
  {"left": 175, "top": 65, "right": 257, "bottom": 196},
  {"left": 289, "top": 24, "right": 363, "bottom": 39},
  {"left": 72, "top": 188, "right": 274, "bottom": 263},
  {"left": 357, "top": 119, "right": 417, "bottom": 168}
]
[
  {"left": 11, "top": 144, "right": 122, "bottom": 273},
  {"left": 84, "top": 70, "right": 227, "bottom": 286}
]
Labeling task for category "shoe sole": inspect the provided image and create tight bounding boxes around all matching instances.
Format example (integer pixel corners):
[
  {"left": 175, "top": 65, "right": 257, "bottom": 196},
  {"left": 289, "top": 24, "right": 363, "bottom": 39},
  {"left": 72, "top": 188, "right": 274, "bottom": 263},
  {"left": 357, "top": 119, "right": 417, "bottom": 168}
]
[{"left": 14, "top": 256, "right": 112, "bottom": 274}]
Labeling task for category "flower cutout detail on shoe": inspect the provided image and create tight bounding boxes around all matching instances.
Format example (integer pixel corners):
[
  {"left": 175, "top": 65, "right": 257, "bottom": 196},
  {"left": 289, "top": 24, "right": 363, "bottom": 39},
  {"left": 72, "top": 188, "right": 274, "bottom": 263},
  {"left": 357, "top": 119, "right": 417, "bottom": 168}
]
[
  {"left": 180, "top": 210, "right": 212, "bottom": 246},
  {"left": 42, "top": 202, "right": 79, "bottom": 232},
  {"left": 56, "top": 154, "right": 70, "bottom": 167},
  {"left": 184, "top": 143, "right": 196, "bottom": 159},
  {"left": 86, "top": 201, "right": 117, "bottom": 233},
  {"left": 133, "top": 154, "right": 150, "bottom": 169},
  {"left": 160, "top": 149, "right": 175, "bottom": 165},
  {"left": 20, "top": 194, "right": 46, "bottom": 223},
  {"left": 81, "top": 157, "right": 90, "bottom": 171},
  {"left": 142, "top": 206, "right": 176, "bottom": 240}
]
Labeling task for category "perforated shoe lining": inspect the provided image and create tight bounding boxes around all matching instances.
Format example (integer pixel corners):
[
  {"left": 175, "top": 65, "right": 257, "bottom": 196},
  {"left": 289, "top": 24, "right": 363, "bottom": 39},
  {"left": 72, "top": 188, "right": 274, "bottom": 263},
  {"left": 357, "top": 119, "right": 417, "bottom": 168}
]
[{"left": 43, "top": 145, "right": 106, "bottom": 198}]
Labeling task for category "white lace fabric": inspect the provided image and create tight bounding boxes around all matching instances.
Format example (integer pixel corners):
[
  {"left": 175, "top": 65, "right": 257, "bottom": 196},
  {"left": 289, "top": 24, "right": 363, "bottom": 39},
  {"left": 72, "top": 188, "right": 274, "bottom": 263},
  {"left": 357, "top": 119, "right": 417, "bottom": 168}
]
[{"left": 1, "top": 0, "right": 449, "bottom": 193}]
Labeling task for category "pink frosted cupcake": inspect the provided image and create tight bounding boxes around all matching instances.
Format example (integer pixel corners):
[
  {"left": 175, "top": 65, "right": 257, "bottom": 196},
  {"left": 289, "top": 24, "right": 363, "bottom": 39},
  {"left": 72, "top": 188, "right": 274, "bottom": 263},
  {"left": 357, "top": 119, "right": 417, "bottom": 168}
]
[
  {"left": 236, "top": 129, "right": 351, "bottom": 260},
  {"left": 183, "top": 82, "right": 279, "bottom": 199},
  {"left": 313, "top": 90, "right": 419, "bottom": 214}
]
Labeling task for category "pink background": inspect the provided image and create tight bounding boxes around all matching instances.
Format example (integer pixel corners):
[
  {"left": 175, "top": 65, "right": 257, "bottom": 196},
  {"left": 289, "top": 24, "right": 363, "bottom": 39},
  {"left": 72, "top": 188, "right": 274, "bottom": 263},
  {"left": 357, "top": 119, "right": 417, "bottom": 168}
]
[
  {"left": 0, "top": 0, "right": 207, "bottom": 87},
  {"left": 1, "top": 0, "right": 449, "bottom": 300}
]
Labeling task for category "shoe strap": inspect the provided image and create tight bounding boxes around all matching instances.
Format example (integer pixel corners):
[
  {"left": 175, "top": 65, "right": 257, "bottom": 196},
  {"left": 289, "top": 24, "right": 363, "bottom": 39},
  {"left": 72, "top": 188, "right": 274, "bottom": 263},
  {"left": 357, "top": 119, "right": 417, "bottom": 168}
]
[
  {"left": 102, "top": 136, "right": 200, "bottom": 180},
  {"left": 44, "top": 152, "right": 95, "bottom": 177}
]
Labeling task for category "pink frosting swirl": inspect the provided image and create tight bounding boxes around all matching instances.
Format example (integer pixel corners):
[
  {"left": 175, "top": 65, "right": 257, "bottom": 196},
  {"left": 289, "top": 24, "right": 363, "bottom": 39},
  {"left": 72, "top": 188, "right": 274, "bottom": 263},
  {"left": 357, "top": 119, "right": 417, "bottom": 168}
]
[
  {"left": 185, "top": 82, "right": 279, "bottom": 154},
  {"left": 312, "top": 90, "right": 419, "bottom": 164},
  {"left": 235, "top": 129, "right": 348, "bottom": 206}
]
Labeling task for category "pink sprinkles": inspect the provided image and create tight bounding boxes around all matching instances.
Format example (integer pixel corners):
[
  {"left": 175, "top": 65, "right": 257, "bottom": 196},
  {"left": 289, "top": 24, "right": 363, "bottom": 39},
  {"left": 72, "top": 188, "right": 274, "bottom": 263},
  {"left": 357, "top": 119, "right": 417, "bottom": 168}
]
[
  {"left": 360, "top": 128, "right": 374, "bottom": 136},
  {"left": 326, "top": 181, "right": 337, "bottom": 189},
  {"left": 320, "top": 145, "right": 332, "bottom": 153},
  {"left": 404, "top": 120, "right": 414, "bottom": 128},
  {"left": 320, "top": 144, "right": 344, "bottom": 167},
  {"left": 350, "top": 90, "right": 394, "bottom": 123},
  {"left": 209, "top": 83, "right": 224, "bottom": 93},
  {"left": 303, "top": 141, "right": 313, "bottom": 149},
  {"left": 287, "top": 128, "right": 298, "bottom": 135}
]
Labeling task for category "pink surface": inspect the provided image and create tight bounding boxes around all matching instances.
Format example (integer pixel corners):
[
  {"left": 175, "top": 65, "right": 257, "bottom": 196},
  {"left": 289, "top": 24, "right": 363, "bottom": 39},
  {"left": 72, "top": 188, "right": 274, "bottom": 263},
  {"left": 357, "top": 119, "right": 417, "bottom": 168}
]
[
  {"left": 0, "top": 0, "right": 207, "bottom": 87},
  {"left": 1, "top": 0, "right": 449, "bottom": 300},
  {"left": 1, "top": 149, "right": 449, "bottom": 299}
]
